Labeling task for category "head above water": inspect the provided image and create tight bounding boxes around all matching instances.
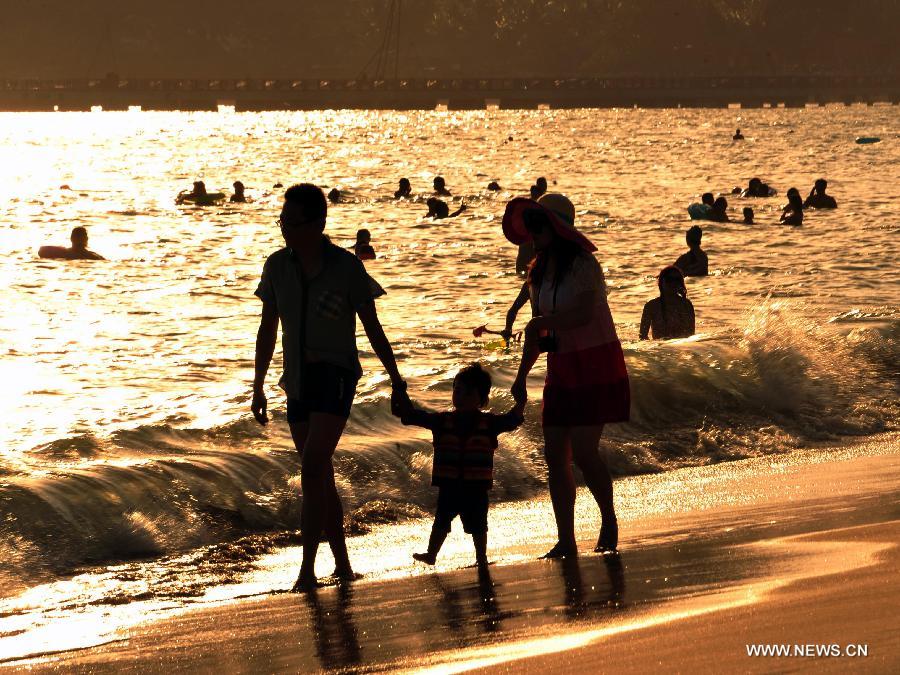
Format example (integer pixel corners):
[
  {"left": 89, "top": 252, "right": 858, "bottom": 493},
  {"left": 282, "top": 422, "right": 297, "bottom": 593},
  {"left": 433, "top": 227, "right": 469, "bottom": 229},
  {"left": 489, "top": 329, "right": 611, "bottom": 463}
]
[
  {"left": 399, "top": 177, "right": 411, "bottom": 190},
  {"left": 743, "top": 206, "right": 754, "bottom": 223},
  {"left": 193, "top": 180, "right": 206, "bottom": 194},
  {"left": 686, "top": 225, "right": 703, "bottom": 246},
  {"left": 356, "top": 228, "right": 371, "bottom": 243},
  {"left": 713, "top": 196, "right": 728, "bottom": 212},
  {"left": 433, "top": 176, "right": 446, "bottom": 190},
  {"left": 280, "top": 183, "right": 327, "bottom": 250},
  {"left": 453, "top": 362, "right": 492, "bottom": 409},
  {"left": 327, "top": 188, "right": 341, "bottom": 203},
  {"left": 701, "top": 192, "right": 714, "bottom": 206},
  {"left": 787, "top": 189, "right": 803, "bottom": 208},
  {"left": 70, "top": 226, "right": 88, "bottom": 249},
  {"left": 536, "top": 177, "right": 547, "bottom": 190},
  {"left": 748, "top": 177, "right": 762, "bottom": 190},
  {"left": 814, "top": 178, "right": 828, "bottom": 193},
  {"left": 658, "top": 265, "right": 687, "bottom": 296},
  {"left": 233, "top": 181, "right": 244, "bottom": 193}
]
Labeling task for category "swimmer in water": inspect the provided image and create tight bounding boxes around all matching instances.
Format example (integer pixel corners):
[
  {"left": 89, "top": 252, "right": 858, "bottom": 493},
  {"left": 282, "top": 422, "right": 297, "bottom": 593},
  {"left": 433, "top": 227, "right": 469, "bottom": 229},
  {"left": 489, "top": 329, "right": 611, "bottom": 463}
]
[
  {"left": 352, "top": 228, "right": 376, "bottom": 261},
  {"left": 395, "top": 178, "right": 412, "bottom": 199},
  {"left": 741, "top": 177, "right": 772, "bottom": 198},
  {"left": 743, "top": 207, "right": 754, "bottom": 224},
  {"left": 176, "top": 180, "right": 221, "bottom": 205},
  {"left": 688, "top": 192, "right": 716, "bottom": 220},
  {"left": 803, "top": 178, "right": 837, "bottom": 209},
  {"left": 780, "top": 189, "right": 804, "bottom": 226},
  {"left": 531, "top": 177, "right": 548, "bottom": 199},
  {"left": 327, "top": 188, "right": 342, "bottom": 204},
  {"left": 433, "top": 176, "right": 452, "bottom": 197},
  {"left": 674, "top": 225, "right": 708, "bottom": 277},
  {"left": 39, "top": 226, "right": 105, "bottom": 260},
  {"left": 487, "top": 181, "right": 502, "bottom": 191},
  {"left": 709, "top": 196, "right": 729, "bottom": 222},
  {"left": 639, "top": 266, "right": 695, "bottom": 340},
  {"left": 733, "top": 128, "right": 744, "bottom": 140},
  {"left": 230, "top": 181, "right": 246, "bottom": 203},
  {"left": 426, "top": 198, "right": 466, "bottom": 219}
]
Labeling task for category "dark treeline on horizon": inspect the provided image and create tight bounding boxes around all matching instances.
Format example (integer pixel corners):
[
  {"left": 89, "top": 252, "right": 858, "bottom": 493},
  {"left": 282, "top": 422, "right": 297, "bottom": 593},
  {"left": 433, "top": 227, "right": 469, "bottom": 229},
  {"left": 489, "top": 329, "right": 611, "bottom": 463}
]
[{"left": 2, "top": 0, "right": 897, "bottom": 81}]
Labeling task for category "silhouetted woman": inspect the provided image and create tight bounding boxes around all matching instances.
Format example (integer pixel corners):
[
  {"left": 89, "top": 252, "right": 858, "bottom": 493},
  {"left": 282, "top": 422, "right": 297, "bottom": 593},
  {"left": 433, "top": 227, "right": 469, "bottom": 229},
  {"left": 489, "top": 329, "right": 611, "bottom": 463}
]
[
  {"left": 639, "top": 266, "right": 695, "bottom": 340},
  {"left": 505, "top": 194, "right": 630, "bottom": 558}
]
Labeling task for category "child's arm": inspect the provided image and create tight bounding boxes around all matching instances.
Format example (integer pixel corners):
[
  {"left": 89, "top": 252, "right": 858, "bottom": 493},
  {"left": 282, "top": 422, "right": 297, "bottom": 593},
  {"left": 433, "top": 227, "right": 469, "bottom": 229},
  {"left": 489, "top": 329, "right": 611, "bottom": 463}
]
[
  {"left": 391, "top": 389, "right": 438, "bottom": 429},
  {"left": 491, "top": 403, "right": 526, "bottom": 435}
]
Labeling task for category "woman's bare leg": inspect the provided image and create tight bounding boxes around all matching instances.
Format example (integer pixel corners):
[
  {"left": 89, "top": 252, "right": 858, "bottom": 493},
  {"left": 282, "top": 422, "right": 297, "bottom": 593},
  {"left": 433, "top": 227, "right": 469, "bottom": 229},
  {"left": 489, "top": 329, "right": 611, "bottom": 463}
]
[{"left": 543, "top": 426, "right": 577, "bottom": 555}]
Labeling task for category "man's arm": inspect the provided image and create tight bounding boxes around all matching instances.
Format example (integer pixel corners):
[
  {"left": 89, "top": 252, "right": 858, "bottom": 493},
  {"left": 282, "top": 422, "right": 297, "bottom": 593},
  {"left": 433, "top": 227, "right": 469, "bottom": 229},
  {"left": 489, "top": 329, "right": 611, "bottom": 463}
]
[
  {"left": 251, "top": 301, "right": 278, "bottom": 425},
  {"left": 357, "top": 300, "right": 404, "bottom": 387}
]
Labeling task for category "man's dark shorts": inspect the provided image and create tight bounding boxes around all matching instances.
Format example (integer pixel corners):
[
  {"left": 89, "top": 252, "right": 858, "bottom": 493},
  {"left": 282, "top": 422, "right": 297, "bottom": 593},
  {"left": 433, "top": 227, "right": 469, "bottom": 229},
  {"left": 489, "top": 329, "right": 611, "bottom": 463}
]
[
  {"left": 286, "top": 362, "right": 359, "bottom": 423},
  {"left": 433, "top": 485, "right": 489, "bottom": 535}
]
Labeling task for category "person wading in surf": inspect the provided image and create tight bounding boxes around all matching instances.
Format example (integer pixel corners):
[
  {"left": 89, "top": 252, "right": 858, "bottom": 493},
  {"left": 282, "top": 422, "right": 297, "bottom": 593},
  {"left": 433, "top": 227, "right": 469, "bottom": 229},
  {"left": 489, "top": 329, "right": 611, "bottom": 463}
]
[{"left": 251, "top": 184, "right": 407, "bottom": 591}]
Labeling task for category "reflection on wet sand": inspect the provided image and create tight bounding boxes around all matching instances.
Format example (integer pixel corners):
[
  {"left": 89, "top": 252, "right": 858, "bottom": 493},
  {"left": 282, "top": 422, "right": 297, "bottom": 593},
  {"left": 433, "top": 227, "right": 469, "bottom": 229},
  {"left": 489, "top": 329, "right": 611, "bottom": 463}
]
[
  {"left": 291, "top": 553, "right": 634, "bottom": 671},
  {"left": 302, "top": 581, "right": 362, "bottom": 670}
]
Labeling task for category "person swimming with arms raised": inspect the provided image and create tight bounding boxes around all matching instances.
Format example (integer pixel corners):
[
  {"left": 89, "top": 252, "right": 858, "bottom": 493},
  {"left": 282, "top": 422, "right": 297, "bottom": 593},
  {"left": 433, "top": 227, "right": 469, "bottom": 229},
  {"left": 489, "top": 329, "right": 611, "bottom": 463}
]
[
  {"left": 426, "top": 198, "right": 466, "bottom": 219},
  {"left": 803, "top": 178, "right": 837, "bottom": 209},
  {"left": 640, "top": 266, "right": 695, "bottom": 340},
  {"left": 39, "top": 226, "right": 105, "bottom": 260},
  {"left": 674, "top": 225, "right": 708, "bottom": 277}
]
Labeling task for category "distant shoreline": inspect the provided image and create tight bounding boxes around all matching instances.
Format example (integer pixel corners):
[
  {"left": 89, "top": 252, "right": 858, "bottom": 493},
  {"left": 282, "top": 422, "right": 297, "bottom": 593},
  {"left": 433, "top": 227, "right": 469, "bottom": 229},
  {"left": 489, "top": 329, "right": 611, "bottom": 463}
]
[{"left": 2, "top": 74, "right": 898, "bottom": 112}]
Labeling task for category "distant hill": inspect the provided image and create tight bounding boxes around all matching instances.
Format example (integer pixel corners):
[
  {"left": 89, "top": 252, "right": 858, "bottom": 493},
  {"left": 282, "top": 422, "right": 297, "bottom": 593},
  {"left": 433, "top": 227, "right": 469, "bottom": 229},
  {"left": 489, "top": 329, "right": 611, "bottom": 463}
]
[{"left": 2, "top": 0, "right": 897, "bottom": 80}]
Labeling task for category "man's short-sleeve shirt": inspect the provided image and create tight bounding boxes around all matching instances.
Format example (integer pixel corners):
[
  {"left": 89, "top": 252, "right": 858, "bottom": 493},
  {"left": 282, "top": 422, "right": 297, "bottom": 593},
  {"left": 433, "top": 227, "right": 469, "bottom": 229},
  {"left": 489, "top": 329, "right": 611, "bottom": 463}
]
[{"left": 254, "top": 242, "right": 385, "bottom": 399}]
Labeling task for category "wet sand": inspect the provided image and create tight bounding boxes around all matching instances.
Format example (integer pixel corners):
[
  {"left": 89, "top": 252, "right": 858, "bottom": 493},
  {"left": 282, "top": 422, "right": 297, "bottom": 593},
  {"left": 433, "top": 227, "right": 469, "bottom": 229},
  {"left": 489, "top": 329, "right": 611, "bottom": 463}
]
[{"left": 9, "top": 440, "right": 899, "bottom": 673}]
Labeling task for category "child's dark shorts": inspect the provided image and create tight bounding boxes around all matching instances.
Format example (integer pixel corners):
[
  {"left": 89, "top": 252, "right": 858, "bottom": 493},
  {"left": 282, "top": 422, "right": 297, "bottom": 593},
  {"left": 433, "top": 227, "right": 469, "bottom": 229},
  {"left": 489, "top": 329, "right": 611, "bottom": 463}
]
[{"left": 433, "top": 484, "right": 489, "bottom": 535}]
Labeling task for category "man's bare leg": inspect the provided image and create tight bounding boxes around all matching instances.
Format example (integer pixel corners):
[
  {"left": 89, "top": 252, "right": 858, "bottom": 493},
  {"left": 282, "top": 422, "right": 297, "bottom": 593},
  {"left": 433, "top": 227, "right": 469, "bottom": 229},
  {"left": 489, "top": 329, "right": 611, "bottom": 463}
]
[{"left": 290, "top": 413, "right": 347, "bottom": 590}]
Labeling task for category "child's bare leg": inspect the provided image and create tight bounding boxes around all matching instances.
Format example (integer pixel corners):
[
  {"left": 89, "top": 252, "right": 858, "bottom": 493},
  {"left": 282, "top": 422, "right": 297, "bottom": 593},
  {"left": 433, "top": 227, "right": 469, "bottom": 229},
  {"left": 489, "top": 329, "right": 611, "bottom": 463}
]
[
  {"left": 472, "top": 532, "right": 488, "bottom": 566},
  {"left": 413, "top": 526, "right": 448, "bottom": 565}
]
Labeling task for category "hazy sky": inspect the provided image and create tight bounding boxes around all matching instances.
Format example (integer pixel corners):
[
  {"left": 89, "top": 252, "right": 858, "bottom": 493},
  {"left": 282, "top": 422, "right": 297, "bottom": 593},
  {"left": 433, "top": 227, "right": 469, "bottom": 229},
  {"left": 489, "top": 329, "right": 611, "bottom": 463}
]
[{"left": 1, "top": 1, "right": 897, "bottom": 79}]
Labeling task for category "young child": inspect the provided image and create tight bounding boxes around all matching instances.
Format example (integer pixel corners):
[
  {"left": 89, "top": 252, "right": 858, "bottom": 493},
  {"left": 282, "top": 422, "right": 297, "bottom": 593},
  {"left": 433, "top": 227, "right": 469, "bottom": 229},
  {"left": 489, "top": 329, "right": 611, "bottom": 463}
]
[
  {"left": 352, "top": 228, "right": 376, "bottom": 261},
  {"left": 392, "top": 363, "right": 524, "bottom": 566}
]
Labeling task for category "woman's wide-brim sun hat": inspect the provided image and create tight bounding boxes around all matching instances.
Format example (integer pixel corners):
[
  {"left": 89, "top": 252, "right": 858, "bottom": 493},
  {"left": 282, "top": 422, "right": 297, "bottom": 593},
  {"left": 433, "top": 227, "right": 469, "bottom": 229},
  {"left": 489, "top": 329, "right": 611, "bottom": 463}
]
[{"left": 502, "top": 193, "right": 596, "bottom": 252}]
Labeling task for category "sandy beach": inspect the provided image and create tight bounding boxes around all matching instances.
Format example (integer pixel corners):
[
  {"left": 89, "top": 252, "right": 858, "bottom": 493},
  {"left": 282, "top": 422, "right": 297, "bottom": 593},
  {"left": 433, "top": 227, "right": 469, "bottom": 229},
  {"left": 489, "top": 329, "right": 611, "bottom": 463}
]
[{"left": 8, "top": 434, "right": 898, "bottom": 673}]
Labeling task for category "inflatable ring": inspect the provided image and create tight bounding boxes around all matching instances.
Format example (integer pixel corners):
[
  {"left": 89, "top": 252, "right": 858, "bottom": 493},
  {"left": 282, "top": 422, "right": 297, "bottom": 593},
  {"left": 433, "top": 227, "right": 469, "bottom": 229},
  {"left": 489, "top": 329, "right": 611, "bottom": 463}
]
[{"left": 176, "top": 191, "right": 226, "bottom": 205}]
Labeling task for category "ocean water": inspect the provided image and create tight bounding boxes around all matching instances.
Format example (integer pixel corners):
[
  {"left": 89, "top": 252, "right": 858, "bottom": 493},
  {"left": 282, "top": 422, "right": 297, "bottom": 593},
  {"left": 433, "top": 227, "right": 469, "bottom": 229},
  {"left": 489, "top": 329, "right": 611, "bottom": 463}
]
[{"left": 0, "top": 107, "right": 898, "bottom": 658}]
